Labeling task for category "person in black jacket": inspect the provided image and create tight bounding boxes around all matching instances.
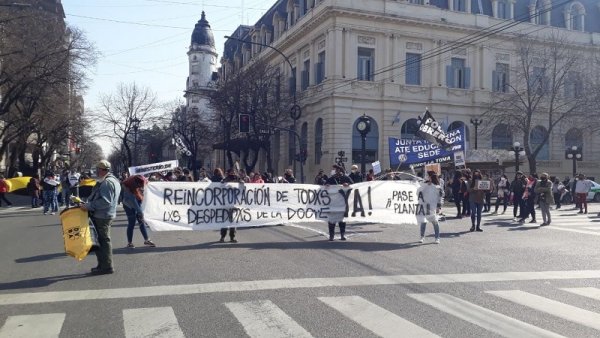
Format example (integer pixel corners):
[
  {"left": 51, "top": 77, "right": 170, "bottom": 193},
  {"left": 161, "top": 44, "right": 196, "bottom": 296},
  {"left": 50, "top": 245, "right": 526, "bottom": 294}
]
[
  {"left": 348, "top": 164, "right": 363, "bottom": 183},
  {"left": 220, "top": 168, "right": 243, "bottom": 243},
  {"left": 325, "top": 164, "right": 354, "bottom": 241},
  {"left": 451, "top": 171, "right": 463, "bottom": 218},
  {"left": 510, "top": 171, "right": 527, "bottom": 221}
]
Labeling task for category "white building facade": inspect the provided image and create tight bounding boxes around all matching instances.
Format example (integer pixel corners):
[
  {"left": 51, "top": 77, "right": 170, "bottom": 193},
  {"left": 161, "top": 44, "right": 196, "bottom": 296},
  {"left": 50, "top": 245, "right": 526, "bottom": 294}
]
[{"left": 221, "top": 0, "right": 600, "bottom": 180}]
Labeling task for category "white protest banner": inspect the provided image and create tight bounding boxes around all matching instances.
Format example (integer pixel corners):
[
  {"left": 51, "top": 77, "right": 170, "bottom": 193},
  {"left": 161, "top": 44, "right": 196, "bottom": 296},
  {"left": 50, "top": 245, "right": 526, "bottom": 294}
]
[
  {"left": 128, "top": 160, "right": 179, "bottom": 176},
  {"left": 142, "top": 181, "right": 440, "bottom": 231},
  {"left": 371, "top": 161, "right": 381, "bottom": 175}
]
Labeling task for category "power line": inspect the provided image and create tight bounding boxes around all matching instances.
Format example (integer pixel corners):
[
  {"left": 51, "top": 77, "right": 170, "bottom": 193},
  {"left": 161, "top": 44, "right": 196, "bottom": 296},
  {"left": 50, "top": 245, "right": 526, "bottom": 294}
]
[{"left": 143, "top": 0, "right": 268, "bottom": 11}]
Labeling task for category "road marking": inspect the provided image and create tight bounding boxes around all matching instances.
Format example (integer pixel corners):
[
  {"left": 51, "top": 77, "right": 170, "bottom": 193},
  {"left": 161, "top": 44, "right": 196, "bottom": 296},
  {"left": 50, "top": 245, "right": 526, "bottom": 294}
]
[
  {"left": 561, "top": 287, "right": 600, "bottom": 301},
  {"left": 0, "top": 313, "right": 65, "bottom": 338},
  {"left": 487, "top": 290, "right": 600, "bottom": 331},
  {"left": 2, "top": 270, "right": 600, "bottom": 306},
  {"left": 582, "top": 226, "right": 600, "bottom": 231},
  {"left": 545, "top": 226, "right": 600, "bottom": 236},
  {"left": 319, "top": 296, "right": 439, "bottom": 337},
  {"left": 225, "top": 300, "right": 313, "bottom": 338},
  {"left": 123, "top": 307, "right": 185, "bottom": 338},
  {"left": 407, "top": 293, "right": 563, "bottom": 338}
]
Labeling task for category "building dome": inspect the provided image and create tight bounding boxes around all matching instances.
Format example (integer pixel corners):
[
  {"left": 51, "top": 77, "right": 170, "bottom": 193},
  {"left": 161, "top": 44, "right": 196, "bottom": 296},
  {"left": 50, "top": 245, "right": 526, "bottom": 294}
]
[{"left": 191, "top": 11, "right": 215, "bottom": 47}]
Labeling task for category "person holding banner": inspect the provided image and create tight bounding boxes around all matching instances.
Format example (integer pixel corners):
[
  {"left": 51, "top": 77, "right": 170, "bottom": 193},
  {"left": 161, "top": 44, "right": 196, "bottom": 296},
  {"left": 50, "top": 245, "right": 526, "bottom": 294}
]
[
  {"left": 122, "top": 175, "right": 156, "bottom": 248},
  {"left": 325, "top": 164, "right": 354, "bottom": 241},
  {"left": 219, "top": 168, "right": 243, "bottom": 243},
  {"left": 419, "top": 173, "right": 443, "bottom": 244},
  {"left": 468, "top": 170, "right": 485, "bottom": 232}
]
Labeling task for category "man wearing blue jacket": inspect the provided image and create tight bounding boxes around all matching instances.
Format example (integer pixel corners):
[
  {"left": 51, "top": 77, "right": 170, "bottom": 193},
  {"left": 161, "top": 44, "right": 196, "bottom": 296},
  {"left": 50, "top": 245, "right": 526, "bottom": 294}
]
[{"left": 81, "top": 160, "right": 121, "bottom": 275}]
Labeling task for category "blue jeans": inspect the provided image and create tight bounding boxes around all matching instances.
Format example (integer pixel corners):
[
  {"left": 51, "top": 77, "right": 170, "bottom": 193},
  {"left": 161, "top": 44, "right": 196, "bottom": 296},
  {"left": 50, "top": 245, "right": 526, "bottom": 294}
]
[
  {"left": 470, "top": 201, "right": 483, "bottom": 227},
  {"left": 420, "top": 219, "right": 440, "bottom": 239},
  {"left": 63, "top": 187, "right": 71, "bottom": 207},
  {"left": 43, "top": 190, "right": 58, "bottom": 213},
  {"left": 124, "top": 205, "right": 148, "bottom": 243}
]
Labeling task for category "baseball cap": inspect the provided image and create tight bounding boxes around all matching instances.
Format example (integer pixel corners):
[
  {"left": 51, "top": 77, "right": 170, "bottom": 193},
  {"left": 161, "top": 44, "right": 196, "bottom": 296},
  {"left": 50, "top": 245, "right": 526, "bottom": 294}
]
[{"left": 96, "top": 160, "right": 111, "bottom": 170}]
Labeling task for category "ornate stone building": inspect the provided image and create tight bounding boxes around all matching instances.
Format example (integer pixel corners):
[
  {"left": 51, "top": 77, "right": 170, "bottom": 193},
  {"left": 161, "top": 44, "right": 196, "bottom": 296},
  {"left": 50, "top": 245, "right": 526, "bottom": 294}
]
[{"left": 220, "top": 0, "right": 600, "bottom": 180}]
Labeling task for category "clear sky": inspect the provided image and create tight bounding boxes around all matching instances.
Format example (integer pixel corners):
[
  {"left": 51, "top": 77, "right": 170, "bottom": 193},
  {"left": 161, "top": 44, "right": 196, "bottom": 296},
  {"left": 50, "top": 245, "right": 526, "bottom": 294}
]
[{"left": 62, "top": 0, "right": 277, "bottom": 156}]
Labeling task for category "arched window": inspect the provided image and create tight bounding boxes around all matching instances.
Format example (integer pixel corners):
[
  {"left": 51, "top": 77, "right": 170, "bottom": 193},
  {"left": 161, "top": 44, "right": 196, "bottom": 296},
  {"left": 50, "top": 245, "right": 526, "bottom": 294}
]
[
  {"left": 529, "top": 126, "right": 549, "bottom": 160},
  {"left": 566, "top": 2, "right": 585, "bottom": 31},
  {"left": 491, "top": 124, "right": 513, "bottom": 149},
  {"left": 565, "top": 128, "right": 583, "bottom": 149},
  {"left": 352, "top": 117, "right": 379, "bottom": 165},
  {"left": 447, "top": 121, "right": 470, "bottom": 141},
  {"left": 314, "top": 118, "right": 323, "bottom": 165},
  {"left": 400, "top": 118, "right": 419, "bottom": 139}
]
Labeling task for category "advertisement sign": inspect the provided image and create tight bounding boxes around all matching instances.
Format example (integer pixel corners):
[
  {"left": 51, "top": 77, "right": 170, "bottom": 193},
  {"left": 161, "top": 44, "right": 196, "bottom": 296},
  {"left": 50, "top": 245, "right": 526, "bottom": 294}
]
[{"left": 388, "top": 126, "right": 466, "bottom": 167}]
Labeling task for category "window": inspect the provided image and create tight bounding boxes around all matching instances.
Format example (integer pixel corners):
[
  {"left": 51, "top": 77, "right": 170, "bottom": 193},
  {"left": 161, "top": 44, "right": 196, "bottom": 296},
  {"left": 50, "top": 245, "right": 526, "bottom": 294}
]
[
  {"left": 405, "top": 53, "right": 421, "bottom": 85},
  {"left": 453, "top": 0, "right": 466, "bottom": 12},
  {"left": 491, "top": 124, "right": 512, "bottom": 149},
  {"left": 564, "top": 72, "right": 582, "bottom": 99},
  {"left": 530, "top": 126, "right": 549, "bottom": 160},
  {"left": 492, "top": 63, "right": 509, "bottom": 92},
  {"left": 191, "top": 64, "right": 200, "bottom": 74},
  {"left": 446, "top": 58, "right": 470, "bottom": 89},
  {"left": 357, "top": 48, "right": 374, "bottom": 81},
  {"left": 565, "top": 128, "right": 583, "bottom": 149},
  {"left": 300, "top": 122, "right": 308, "bottom": 160},
  {"left": 352, "top": 117, "right": 379, "bottom": 164},
  {"left": 301, "top": 60, "right": 310, "bottom": 90},
  {"left": 289, "top": 67, "right": 296, "bottom": 95},
  {"left": 314, "top": 118, "right": 323, "bottom": 165},
  {"left": 534, "top": 0, "right": 550, "bottom": 25},
  {"left": 315, "top": 51, "right": 325, "bottom": 84},
  {"left": 192, "top": 80, "right": 199, "bottom": 88},
  {"left": 531, "top": 67, "right": 546, "bottom": 95},
  {"left": 400, "top": 118, "right": 420, "bottom": 139},
  {"left": 497, "top": 0, "right": 509, "bottom": 19},
  {"left": 409, "top": 0, "right": 424, "bottom": 4},
  {"left": 568, "top": 2, "right": 585, "bottom": 31}
]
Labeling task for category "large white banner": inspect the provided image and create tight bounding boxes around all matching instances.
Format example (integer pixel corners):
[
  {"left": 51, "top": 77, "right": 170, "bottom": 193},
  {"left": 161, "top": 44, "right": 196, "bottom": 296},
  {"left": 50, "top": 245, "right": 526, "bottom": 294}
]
[
  {"left": 128, "top": 160, "right": 179, "bottom": 176},
  {"left": 142, "top": 181, "right": 439, "bottom": 231}
]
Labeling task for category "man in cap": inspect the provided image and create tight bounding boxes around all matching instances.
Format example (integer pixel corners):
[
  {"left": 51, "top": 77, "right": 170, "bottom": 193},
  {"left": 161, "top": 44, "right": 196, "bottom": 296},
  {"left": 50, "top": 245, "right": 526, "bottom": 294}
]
[
  {"left": 325, "top": 164, "right": 354, "bottom": 241},
  {"left": 81, "top": 160, "right": 121, "bottom": 275},
  {"left": 349, "top": 164, "right": 363, "bottom": 183}
]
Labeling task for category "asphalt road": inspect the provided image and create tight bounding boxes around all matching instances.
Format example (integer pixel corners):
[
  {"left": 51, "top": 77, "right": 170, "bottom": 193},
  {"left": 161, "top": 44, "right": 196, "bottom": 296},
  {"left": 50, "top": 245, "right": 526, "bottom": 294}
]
[{"left": 1, "top": 202, "right": 600, "bottom": 337}]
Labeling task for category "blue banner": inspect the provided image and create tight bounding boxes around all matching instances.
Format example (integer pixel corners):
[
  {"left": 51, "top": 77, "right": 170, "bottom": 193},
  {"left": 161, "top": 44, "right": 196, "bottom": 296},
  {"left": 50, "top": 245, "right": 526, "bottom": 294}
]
[{"left": 389, "top": 127, "right": 466, "bottom": 167}]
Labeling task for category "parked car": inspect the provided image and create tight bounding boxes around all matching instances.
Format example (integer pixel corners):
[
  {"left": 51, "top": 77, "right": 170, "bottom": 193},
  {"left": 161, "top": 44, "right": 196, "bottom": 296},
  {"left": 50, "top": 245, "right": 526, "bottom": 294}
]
[{"left": 561, "top": 180, "right": 600, "bottom": 204}]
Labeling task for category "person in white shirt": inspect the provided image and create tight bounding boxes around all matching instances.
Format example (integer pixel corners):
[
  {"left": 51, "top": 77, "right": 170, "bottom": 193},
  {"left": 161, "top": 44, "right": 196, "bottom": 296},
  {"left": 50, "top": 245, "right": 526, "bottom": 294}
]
[
  {"left": 419, "top": 172, "right": 444, "bottom": 244},
  {"left": 574, "top": 174, "right": 593, "bottom": 214}
]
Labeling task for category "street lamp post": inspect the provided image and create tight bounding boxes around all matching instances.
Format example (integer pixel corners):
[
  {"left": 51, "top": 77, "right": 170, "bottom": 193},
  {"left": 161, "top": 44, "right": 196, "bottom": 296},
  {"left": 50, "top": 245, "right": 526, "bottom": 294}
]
[
  {"left": 470, "top": 117, "right": 483, "bottom": 150},
  {"left": 508, "top": 141, "right": 525, "bottom": 172},
  {"left": 356, "top": 114, "right": 372, "bottom": 178},
  {"left": 131, "top": 116, "right": 140, "bottom": 166},
  {"left": 565, "top": 146, "right": 583, "bottom": 178}
]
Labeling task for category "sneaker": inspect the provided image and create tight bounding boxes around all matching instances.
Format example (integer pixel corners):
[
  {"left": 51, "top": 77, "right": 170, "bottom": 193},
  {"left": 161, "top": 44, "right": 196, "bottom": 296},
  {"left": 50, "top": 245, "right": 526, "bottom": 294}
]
[
  {"left": 219, "top": 237, "right": 225, "bottom": 243},
  {"left": 43, "top": 212, "right": 47, "bottom": 215},
  {"left": 434, "top": 238, "right": 440, "bottom": 244},
  {"left": 229, "top": 238, "right": 238, "bottom": 243},
  {"left": 529, "top": 219, "right": 536, "bottom": 224},
  {"left": 143, "top": 240, "right": 156, "bottom": 247},
  {"left": 50, "top": 212, "right": 55, "bottom": 215},
  {"left": 328, "top": 237, "right": 334, "bottom": 241},
  {"left": 126, "top": 243, "right": 135, "bottom": 248},
  {"left": 340, "top": 236, "right": 347, "bottom": 241},
  {"left": 419, "top": 237, "right": 425, "bottom": 243},
  {"left": 540, "top": 222, "right": 547, "bottom": 226},
  {"left": 90, "top": 267, "right": 114, "bottom": 275}
]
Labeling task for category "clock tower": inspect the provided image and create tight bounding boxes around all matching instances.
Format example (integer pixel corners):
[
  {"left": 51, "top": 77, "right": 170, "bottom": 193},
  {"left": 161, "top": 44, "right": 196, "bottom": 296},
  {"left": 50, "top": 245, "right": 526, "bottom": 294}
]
[{"left": 185, "top": 11, "right": 218, "bottom": 115}]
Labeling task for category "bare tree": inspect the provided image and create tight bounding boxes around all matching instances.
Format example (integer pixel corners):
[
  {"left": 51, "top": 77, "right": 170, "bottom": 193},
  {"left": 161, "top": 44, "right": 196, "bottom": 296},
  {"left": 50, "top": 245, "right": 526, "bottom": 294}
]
[
  {"left": 482, "top": 31, "right": 594, "bottom": 173},
  {"left": 94, "top": 83, "right": 159, "bottom": 167},
  {"left": 210, "top": 60, "right": 292, "bottom": 172},
  {"left": 170, "top": 105, "right": 214, "bottom": 174}
]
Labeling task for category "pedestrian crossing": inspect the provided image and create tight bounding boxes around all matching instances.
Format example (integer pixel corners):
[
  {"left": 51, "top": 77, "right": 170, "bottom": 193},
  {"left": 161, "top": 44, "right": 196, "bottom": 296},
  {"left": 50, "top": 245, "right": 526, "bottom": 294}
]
[{"left": 3, "top": 287, "right": 600, "bottom": 337}]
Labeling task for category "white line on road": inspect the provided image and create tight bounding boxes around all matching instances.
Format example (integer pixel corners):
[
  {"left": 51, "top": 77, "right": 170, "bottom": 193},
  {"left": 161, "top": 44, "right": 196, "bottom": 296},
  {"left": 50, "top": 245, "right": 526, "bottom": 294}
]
[
  {"left": 487, "top": 290, "right": 600, "bottom": 331},
  {"left": 545, "top": 226, "right": 600, "bottom": 236},
  {"left": 318, "top": 296, "right": 439, "bottom": 337},
  {"left": 561, "top": 287, "right": 600, "bottom": 301},
  {"left": 582, "top": 226, "right": 600, "bottom": 230},
  {"left": 225, "top": 300, "right": 313, "bottom": 338},
  {"left": 123, "top": 307, "right": 185, "bottom": 338},
  {"left": 2, "top": 270, "right": 600, "bottom": 306},
  {"left": 407, "top": 293, "right": 564, "bottom": 338},
  {"left": 0, "top": 313, "right": 65, "bottom": 338}
]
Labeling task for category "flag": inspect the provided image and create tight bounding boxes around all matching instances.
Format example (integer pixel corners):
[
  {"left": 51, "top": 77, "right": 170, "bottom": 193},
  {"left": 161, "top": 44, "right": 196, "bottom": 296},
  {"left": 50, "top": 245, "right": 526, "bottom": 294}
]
[{"left": 416, "top": 110, "right": 453, "bottom": 150}]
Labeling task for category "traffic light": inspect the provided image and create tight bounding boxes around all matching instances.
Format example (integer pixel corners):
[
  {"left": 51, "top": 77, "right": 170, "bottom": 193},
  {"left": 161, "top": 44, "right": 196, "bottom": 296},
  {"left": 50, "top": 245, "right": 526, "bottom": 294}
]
[{"left": 239, "top": 114, "right": 250, "bottom": 133}]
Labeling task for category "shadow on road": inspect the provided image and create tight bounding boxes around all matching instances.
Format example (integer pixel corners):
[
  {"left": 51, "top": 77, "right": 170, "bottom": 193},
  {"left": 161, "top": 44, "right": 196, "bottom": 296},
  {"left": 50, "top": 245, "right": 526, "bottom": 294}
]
[
  {"left": 0, "top": 273, "right": 89, "bottom": 290},
  {"left": 15, "top": 252, "right": 67, "bottom": 263}
]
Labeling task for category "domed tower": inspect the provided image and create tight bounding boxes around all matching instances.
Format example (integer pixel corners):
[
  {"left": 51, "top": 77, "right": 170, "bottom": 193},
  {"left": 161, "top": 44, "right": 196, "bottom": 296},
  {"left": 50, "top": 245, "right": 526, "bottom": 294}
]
[{"left": 185, "top": 11, "right": 218, "bottom": 115}]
